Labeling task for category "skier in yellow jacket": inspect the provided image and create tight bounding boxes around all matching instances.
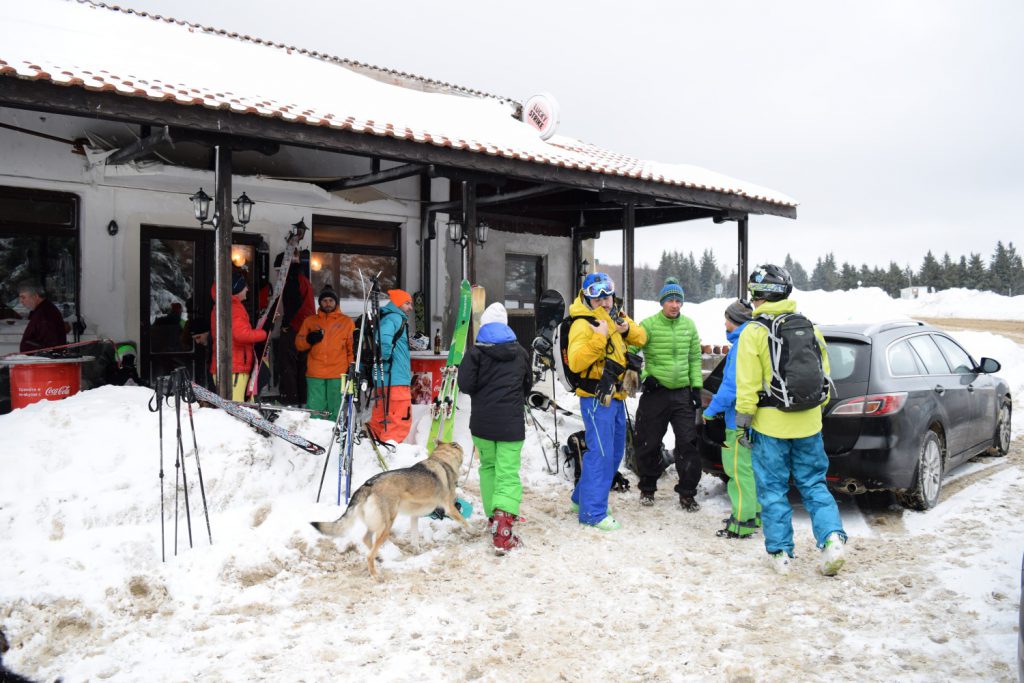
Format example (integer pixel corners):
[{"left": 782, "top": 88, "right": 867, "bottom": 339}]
[{"left": 566, "top": 273, "right": 647, "bottom": 530}]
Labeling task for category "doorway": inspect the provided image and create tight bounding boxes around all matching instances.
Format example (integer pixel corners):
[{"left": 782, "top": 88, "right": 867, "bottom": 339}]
[{"left": 140, "top": 226, "right": 263, "bottom": 386}]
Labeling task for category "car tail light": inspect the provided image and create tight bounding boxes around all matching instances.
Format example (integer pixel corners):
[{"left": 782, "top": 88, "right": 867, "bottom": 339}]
[{"left": 829, "top": 392, "right": 908, "bottom": 417}]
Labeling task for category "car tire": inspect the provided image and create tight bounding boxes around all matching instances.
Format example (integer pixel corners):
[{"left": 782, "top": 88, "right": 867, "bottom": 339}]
[
  {"left": 896, "top": 429, "right": 944, "bottom": 511},
  {"left": 986, "top": 400, "right": 1012, "bottom": 457}
]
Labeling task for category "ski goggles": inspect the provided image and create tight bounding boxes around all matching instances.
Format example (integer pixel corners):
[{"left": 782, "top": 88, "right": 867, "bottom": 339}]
[{"left": 582, "top": 278, "right": 616, "bottom": 299}]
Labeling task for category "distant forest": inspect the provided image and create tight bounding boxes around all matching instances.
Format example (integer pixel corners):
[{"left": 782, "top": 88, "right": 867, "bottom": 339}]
[{"left": 597, "top": 241, "right": 1024, "bottom": 303}]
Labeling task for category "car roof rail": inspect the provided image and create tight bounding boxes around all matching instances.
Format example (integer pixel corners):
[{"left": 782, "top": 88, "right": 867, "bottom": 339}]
[{"left": 863, "top": 319, "right": 926, "bottom": 336}]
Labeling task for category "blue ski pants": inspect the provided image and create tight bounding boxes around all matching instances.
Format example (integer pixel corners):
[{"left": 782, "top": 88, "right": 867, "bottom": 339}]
[
  {"left": 751, "top": 431, "right": 846, "bottom": 556},
  {"left": 573, "top": 397, "right": 626, "bottom": 525}
]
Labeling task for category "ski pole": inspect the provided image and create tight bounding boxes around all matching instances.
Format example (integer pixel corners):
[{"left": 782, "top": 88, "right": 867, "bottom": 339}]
[
  {"left": 148, "top": 379, "right": 167, "bottom": 562},
  {"left": 173, "top": 373, "right": 194, "bottom": 550},
  {"left": 182, "top": 379, "right": 212, "bottom": 545}
]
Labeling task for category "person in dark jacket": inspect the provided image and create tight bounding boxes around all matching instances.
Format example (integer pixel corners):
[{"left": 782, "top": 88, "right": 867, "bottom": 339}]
[
  {"left": 276, "top": 252, "right": 315, "bottom": 405},
  {"left": 18, "top": 279, "right": 67, "bottom": 352},
  {"left": 457, "top": 303, "right": 532, "bottom": 554}
]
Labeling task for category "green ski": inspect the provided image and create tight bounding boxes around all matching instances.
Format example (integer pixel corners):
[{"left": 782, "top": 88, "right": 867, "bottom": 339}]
[{"left": 426, "top": 280, "right": 473, "bottom": 453}]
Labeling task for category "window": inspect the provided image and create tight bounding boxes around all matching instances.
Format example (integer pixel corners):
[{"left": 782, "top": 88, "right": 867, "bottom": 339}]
[
  {"left": 504, "top": 254, "right": 543, "bottom": 310},
  {"left": 825, "top": 341, "right": 869, "bottom": 382},
  {"left": 933, "top": 335, "right": 976, "bottom": 374},
  {"left": 309, "top": 216, "right": 401, "bottom": 305},
  {"left": 888, "top": 340, "right": 922, "bottom": 376},
  {"left": 907, "top": 335, "right": 951, "bottom": 375},
  {"left": 0, "top": 187, "right": 78, "bottom": 322}
]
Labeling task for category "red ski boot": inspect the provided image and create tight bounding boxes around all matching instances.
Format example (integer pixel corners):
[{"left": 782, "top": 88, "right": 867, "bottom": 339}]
[{"left": 491, "top": 509, "right": 523, "bottom": 556}]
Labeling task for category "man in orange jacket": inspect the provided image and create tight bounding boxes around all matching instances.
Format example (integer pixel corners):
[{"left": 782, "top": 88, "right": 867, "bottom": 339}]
[
  {"left": 295, "top": 286, "right": 354, "bottom": 421},
  {"left": 209, "top": 270, "right": 267, "bottom": 401}
]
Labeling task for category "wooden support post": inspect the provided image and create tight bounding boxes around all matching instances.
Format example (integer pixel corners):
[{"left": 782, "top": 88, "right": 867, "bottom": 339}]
[
  {"left": 737, "top": 215, "right": 749, "bottom": 299},
  {"left": 214, "top": 146, "right": 234, "bottom": 398},
  {"left": 622, "top": 202, "right": 636, "bottom": 315}
]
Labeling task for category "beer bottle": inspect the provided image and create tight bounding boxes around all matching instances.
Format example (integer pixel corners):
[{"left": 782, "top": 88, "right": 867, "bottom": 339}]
[{"left": 433, "top": 328, "right": 441, "bottom": 355}]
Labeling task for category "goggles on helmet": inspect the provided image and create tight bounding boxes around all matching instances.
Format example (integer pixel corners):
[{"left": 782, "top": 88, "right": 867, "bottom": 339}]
[{"left": 583, "top": 278, "right": 615, "bottom": 299}]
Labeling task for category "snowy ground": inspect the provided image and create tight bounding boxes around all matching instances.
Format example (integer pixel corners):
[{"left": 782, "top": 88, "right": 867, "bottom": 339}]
[{"left": 1, "top": 288, "right": 1022, "bottom": 682}]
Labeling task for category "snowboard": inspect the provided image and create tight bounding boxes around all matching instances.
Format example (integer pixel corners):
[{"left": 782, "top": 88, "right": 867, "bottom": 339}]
[
  {"left": 190, "top": 382, "right": 325, "bottom": 455},
  {"left": 426, "top": 279, "right": 473, "bottom": 453},
  {"left": 532, "top": 289, "right": 566, "bottom": 366}
]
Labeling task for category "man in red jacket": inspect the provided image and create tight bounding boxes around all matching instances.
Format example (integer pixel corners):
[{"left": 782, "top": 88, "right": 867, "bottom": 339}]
[
  {"left": 18, "top": 280, "right": 67, "bottom": 352},
  {"left": 209, "top": 271, "right": 267, "bottom": 401}
]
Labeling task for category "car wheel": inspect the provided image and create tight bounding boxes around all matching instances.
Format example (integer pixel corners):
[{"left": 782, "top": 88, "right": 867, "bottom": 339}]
[
  {"left": 896, "top": 430, "right": 944, "bottom": 511},
  {"left": 986, "top": 400, "right": 1012, "bottom": 457}
]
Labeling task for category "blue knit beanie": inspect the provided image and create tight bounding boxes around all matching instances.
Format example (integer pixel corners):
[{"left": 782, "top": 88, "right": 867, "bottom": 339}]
[{"left": 658, "top": 277, "right": 684, "bottom": 304}]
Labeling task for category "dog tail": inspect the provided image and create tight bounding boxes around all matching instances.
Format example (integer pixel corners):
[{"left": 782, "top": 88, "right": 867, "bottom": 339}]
[{"left": 310, "top": 485, "right": 369, "bottom": 537}]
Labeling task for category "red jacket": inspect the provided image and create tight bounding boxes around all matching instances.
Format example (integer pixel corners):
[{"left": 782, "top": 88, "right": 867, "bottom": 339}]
[{"left": 209, "top": 293, "right": 267, "bottom": 374}]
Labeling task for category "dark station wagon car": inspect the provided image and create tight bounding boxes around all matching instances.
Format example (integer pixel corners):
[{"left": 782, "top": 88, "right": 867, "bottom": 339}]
[{"left": 701, "top": 321, "right": 1012, "bottom": 510}]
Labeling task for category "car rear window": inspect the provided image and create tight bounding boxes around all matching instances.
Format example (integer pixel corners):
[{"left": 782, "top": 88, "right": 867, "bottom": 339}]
[{"left": 825, "top": 340, "right": 870, "bottom": 383}]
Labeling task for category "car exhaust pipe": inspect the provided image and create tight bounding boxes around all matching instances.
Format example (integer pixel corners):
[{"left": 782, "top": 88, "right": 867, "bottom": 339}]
[{"left": 841, "top": 479, "right": 867, "bottom": 495}]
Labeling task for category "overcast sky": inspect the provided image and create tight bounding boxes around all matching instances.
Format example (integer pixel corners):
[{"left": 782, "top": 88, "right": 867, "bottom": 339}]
[{"left": 127, "top": 0, "right": 1024, "bottom": 274}]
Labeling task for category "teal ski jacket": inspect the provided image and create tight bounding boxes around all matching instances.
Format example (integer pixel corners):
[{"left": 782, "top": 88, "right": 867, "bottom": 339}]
[{"left": 374, "top": 301, "right": 411, "bottom": 387}]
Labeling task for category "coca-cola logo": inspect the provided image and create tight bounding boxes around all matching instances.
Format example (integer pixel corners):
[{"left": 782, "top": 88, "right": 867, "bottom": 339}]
[{"left": 44, "top": 385, "right": 72, "bottom": 397}]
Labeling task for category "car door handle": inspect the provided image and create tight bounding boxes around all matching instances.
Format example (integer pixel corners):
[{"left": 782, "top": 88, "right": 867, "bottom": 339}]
[{"left": 933, "top": 385, "right": 945, "bottom": 396}]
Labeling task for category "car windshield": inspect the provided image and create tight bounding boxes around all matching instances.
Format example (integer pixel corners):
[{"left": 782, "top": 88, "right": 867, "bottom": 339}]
[{"left": 825, "top": 340, "right": 870, "bottom": 383}]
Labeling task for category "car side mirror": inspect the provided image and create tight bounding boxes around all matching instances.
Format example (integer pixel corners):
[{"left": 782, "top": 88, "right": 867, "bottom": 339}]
[{"left": 978, "top": 357, "right": 1001, "bottom": 374}]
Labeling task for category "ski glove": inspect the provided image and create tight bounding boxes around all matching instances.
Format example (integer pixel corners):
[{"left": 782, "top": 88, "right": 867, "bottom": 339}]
[
  {"left": 690, "top": 387, "right": 703, "bottom": 410},
  {"left": 736, "top": 412, "right": 754, "bottom": 449},
  {"left": 306, "top": 329, "right": 324, "bottom": 345}
]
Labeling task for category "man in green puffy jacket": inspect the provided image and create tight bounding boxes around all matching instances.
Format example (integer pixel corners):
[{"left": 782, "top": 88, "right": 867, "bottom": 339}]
[{"left": 632, "top": 277, "right": 704, "bottom": 511}]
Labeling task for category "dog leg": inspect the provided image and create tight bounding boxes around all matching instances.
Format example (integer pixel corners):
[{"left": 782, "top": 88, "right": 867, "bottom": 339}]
[
  {"left": 367, "top": 526, "right": 391, "bottom": 580},
  {"left": 362, "top": 529, "right": 373, "bottom": 551},
  {"left": 409, "top": 515, "right": 420, "bottom": 551},
  {"left": 444, "top": 497, "right": 472, "bottom": 532}
]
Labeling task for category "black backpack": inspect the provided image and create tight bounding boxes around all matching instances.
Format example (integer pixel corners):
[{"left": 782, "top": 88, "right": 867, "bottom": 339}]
[{"left": 751, "top": 312, "right": 829, "bottom": 412}]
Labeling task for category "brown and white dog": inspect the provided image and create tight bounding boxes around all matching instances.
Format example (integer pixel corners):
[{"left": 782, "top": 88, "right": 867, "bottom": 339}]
[{"left": 311, "top": 442, "right": 469, "bottom": 578}]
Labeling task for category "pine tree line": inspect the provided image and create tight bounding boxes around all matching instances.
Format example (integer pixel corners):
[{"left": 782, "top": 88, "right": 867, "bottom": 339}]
[{"left": 615, "top": 241, "right": 1023, "bottom": 302}]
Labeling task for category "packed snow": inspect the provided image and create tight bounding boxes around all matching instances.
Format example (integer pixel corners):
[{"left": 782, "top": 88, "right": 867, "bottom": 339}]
[{"left": 1, "top": 287, "right": 1022, "bottom": 681}]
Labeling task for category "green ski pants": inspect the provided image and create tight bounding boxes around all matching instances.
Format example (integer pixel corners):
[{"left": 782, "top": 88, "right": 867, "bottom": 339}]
[
  {"left": 723, "top": 427, "right": 761, "bottom": 536},
  {"left": 306, "top": 377, "right": 342, "bottom": 422},
  {"left": 472, "top": 436, "right": 523, "bottom": 518}
]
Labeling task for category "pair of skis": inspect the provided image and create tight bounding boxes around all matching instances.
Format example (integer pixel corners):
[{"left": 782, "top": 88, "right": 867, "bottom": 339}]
[
  {"left": 425, "top": 281, "right": 484, "bottom": 453},
  {"left": 246, "top": 223, "right": 307, "bottom": 399}
]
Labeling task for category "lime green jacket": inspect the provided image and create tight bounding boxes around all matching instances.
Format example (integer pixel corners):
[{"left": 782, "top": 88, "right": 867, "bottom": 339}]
[
  {"left": 632, "top": 311, "right": 703, "bottom": 390},
  {"left": 735, "top": 298, "right": 830, "bottom": 439}
]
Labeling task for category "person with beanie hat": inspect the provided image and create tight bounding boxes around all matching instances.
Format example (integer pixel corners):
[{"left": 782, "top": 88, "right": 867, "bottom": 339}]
[
  {"left": 566, "top": 272, "right": 647, "bottom": 531},
  {"left": 295, "top": 286, "right": 354, "bottom": 421},
  {"left": 703, "top": 299, "right": 761, "bottom": 539},
  {"left": 458, "top": 302, "right": 532, "bottom": 554},
  {"left": 367, "top": 286, "right": 414, "bottom": 442},
  {"left": 630, "top": 276, "right": 704, "bottom": 512},
  {"left": 208, "top": 269, "right": 267, "bottom": 401}
]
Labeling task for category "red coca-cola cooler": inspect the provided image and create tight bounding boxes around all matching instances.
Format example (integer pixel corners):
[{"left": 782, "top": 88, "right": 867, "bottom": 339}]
[{"left": 3, "top": 356, "right": 92, "bottom": 409}]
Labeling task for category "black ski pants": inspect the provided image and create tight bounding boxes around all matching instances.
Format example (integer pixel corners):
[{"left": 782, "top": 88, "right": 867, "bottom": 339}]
[{"left": 634, "top": 387, "right": 701, "bottom": 497}]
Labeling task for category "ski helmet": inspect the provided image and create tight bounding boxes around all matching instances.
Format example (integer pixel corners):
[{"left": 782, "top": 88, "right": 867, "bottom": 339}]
[
  {"left": 581, "top": 272, "right": 615, "bottom": 300},
  {"left": 748, "top": 264, "right": 793, "bottom": 302}
]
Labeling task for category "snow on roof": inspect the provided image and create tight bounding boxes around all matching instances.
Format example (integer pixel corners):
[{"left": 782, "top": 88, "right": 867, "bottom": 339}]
[{"left": 0, "top": 0, "right": 797, "bottom": 209}]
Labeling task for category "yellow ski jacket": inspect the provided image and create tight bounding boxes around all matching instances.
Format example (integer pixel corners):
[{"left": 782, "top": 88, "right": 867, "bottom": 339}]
[
  {"left": 566, "top": 293, "right": 647, "bottom": 399},
  {"left": 735, "top": 298, "right": 830, "bottom": 439}
]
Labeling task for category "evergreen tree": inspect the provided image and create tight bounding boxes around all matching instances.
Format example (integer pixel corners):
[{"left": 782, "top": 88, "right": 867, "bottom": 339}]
[
  {"left": 809, "top": 257, "right": 826, "bottom": 290},
  {"left": 990, "top": 241, "right": 1015, "bottom": 295},
  {"left": 918, "top": 250, "right": 942, "bottom": 290},
  {"left": 965, "top": 253, "right": 988, "bottom": 290},
  {"left": 885, "top": 262, "right": 906, "bottom": 297},
  {"left": 655, "top": 251, "right": 672, "bottom": 290},
  {"left": 954, "top": 255, "right": 968, "bottom": 289},
  {"left": 938, "top": 252, "right": 955, "bottom": 290},
  {"left": 698, "top": 249, "right": 722, "bottom": 301},
  {"left": 858, "top": 264, "right": 874, "bottom": 289},
  {"left": 784, "top": 254, "right": 810, "bottom": 289},
  {"left": 1007, "top": 242, "right": 1024, "bottom": 296},
  {"left": 839, "top": 262, "right": 859, "bottom": 290}
]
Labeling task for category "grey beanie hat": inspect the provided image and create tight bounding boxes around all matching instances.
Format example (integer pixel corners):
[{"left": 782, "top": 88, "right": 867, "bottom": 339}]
[{"left": 725, "top": 299, "right": 753, "bottom": 325}]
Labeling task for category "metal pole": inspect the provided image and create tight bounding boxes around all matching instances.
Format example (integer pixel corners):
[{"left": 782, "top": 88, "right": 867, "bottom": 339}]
[
  {"left": 462, "top": 181, "right": 476, "bottom": 283},
  {"left": 214, "top": 146, "right": 234, "bottom": 397},
  {"left": 737, "top": 215, "right": 749, "bottom": 299}
]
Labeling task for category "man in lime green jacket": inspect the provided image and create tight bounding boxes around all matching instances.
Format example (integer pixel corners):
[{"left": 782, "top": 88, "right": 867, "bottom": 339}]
[
  {"left": 735, "top": 264, "right": 847, "bottom": 576},
  {"left": 632, "top": 277, "right": 704, "bottom": 511}
]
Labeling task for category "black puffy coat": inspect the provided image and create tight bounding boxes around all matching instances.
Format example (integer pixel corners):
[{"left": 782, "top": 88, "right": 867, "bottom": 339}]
[{"left": 457, "top": 333, "right": 532, "bottom": 443}]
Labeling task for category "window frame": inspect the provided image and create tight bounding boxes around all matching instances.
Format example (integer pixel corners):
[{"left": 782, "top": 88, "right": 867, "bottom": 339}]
[
  {"left": 310, "top": 214, "right": 403, "bottom": 303},
  {"left": 0, "top": 185, "right": 80, "bottom": 325},
  {"left": 503, "top": 253, "right": 545, "bottom": 311}
]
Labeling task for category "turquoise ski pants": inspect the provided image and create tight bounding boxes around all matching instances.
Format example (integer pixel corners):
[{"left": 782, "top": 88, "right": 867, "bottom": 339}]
[{"left": 751, "top": 431, "right": 846, "bottom": 556}]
